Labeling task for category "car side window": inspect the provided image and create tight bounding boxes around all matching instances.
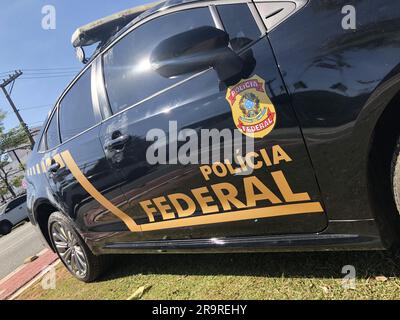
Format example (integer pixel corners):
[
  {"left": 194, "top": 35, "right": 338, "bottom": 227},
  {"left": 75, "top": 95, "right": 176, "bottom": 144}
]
[
  {"left": 102, "top": 7, "right": 215, "bottom": 114},
  {"left": 217, "top": 3, "right": 261, "bottom": 52},
  {"left": 7, "top": 196, "right": 26, "bottom": 211},
  {"left": 59, "top": 68, "right": 96, "bottom": 142},
  {"left": 45, "top": 111, "right": 60, "bottom": 150},
  {"left": 38, "top": 135, "right": 46, "bottom": 152}
]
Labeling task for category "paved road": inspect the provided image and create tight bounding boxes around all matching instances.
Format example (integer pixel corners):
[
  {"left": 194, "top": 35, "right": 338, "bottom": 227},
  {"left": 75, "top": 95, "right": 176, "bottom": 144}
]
[{"left": 0, "top": 222, "right": 46, "bottom": 280}]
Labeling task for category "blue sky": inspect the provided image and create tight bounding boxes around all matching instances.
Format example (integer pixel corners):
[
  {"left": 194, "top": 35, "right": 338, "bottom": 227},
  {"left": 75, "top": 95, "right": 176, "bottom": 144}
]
[{"left": 0, "top": 0, "right": 152, "bottom": 131}]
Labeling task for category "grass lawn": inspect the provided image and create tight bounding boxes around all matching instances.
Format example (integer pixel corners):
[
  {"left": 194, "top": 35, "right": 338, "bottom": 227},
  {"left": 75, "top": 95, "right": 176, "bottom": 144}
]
[{"left": 17, "top": 250, "right": 400, "bottom": 300}]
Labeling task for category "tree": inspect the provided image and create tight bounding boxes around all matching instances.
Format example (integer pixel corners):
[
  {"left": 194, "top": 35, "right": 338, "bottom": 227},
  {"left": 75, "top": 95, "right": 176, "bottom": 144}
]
[
  {"left": 0, "top": 185, "right": 8, "bottom": 202},
  {"left": 0, "top": 125, "right": 30, "bottom": 151},
  {"left": 0, "top": 110, "right": 30, "bottom": 198},
  {"left": 0, "top": 156, "right": 17, "bottom": 197},
  {"left": 11, "top": 175, "right": 23, "bottom": 189}
]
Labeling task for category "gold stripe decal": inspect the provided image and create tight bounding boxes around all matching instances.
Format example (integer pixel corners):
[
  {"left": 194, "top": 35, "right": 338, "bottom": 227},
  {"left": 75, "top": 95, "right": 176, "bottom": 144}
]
[
  {"left": 140, "top": 202, "right": 324, "bottom": 232},
  {"left": 60, "top": 148, "right": 325, "bottom": 234},
  {"left": 41, "top": 161, "right": 47, "bottom": 173},
  {"left": 60, "top": 150, "right": 141, "bottom": 232}
]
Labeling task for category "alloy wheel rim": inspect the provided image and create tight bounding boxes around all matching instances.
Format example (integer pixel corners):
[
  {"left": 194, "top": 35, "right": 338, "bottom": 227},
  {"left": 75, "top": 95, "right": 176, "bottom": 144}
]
[
  {"left": 394, "top": 155, "right": 400, "bottom": 216},
  {"left": 52, "top": 222, "right": 88, "bottom": 278}
]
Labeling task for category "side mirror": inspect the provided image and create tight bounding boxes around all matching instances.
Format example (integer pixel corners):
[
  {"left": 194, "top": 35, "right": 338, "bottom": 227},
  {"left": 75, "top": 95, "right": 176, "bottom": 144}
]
[{"left": 150, "top": 26, "right": 244, "bottom": 82}]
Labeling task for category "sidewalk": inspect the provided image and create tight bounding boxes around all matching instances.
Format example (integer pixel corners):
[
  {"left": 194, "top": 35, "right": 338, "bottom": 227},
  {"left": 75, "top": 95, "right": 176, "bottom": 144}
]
[{"left": 0, "top": 249, "right": 58, "bottom": 300}]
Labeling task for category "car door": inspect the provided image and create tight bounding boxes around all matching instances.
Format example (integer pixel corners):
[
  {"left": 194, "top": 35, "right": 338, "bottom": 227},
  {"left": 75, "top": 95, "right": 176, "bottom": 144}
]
[
  {"left": 4, "top": 196, "right": 26, "bottom": 224},
  {"left": 42, "top": 65, "right": 141, "bottom": 239},
  {"left": 98, "top": 1, "right": 328, "bottom": 242},
  {"left": 11, "top": 196, "right": 27, "bottom": 223}
]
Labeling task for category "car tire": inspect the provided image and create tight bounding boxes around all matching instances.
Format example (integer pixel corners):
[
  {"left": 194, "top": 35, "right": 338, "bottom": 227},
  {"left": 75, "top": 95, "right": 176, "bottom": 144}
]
[
  {"left": 391, "top": 137, "right": 400, "bottom": 220},
  {"left": 48, "top": 212, "right": 109, "bottom": 283},
  {"left": 0, "top": 220, "right": 12, "bottom": 235}
]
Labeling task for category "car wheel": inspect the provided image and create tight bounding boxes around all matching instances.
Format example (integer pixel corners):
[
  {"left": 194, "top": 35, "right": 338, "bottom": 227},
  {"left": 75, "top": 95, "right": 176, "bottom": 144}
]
[
  {"left": 48, "top": 212, "right": 109, "bottom": 283},
  {"left": 0, "top": 220, "right": 12, "bottom": 235},
  {"left": 391, "top": 138, "right": 400, "bottom": 219}
]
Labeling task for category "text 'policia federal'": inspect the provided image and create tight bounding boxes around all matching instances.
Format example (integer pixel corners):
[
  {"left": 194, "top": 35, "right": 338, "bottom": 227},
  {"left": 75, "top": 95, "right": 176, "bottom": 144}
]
[{"left": 140, "top": 145, "right": 324, "bottom": 226}]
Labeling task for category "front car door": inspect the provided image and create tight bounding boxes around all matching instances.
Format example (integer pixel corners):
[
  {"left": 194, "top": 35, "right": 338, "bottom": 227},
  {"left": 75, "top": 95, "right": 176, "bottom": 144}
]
[{"left": 96, "top": 1, "right": 328, "bottom": 243}]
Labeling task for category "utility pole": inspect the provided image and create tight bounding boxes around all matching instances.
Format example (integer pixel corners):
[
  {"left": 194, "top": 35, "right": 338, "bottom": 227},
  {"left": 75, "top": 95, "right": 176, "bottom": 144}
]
[
  {"left": 9, "top": 148, "right": 25, "bottom": 170},
  {"left": 0, "top": 70, "right": 35, "bottom": 149}
]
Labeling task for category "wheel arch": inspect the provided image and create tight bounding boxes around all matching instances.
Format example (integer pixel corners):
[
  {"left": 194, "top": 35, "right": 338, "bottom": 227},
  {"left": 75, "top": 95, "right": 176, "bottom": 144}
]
[
  {"left": 33, "top": 200, "right": 59, "bottom": 251},
  {"left": 33, "top": 199, "right": 90, "bottom": 253},
  {"left": 367, "top": 78, "right": 400, "bottom": 248}
]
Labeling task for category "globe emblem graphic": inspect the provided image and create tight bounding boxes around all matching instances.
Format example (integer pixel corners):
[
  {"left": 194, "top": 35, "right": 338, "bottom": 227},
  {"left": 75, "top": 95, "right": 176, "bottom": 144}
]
[{"left": 244, "top": 98, "right": 255, "bottom": 110}]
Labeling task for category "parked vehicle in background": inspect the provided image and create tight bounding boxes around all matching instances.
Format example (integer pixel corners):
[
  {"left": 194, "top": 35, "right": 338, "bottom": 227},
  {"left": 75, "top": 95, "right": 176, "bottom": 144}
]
[{"left": 0, "top": 195, "right": 28, "bottom": 235}]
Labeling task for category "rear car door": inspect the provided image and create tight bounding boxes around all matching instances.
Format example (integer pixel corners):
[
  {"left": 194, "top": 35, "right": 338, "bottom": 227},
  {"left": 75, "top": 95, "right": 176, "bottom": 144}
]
[
  {"left": 97, "top": 1, "right": 328, "bottom": 242},
  {"left": 42, "top": 65, "right": 141, "bottom": 242}
]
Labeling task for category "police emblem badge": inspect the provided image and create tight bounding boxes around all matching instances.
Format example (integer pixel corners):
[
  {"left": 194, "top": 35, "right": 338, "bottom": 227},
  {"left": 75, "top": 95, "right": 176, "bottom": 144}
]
[{"left": 226, "top": 75, "right": 276, "bottom": 138}]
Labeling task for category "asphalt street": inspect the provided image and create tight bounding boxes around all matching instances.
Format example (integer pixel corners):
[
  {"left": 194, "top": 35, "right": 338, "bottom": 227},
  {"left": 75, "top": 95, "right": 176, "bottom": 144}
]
[{"left": 0, "top": 222, "right": 46, "bottom": 280}]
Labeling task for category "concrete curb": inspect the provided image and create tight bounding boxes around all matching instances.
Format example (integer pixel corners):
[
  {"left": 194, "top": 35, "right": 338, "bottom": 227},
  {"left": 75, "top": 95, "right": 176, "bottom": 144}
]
[
  {"left": 0, "top": 248, "right": 48, "bottom": 287},
  {"left": 9, "top": 259, "right": 61, "bottom": 300},
  {"left": 0, "top": 249, "right": 58, "bottom": 300}
]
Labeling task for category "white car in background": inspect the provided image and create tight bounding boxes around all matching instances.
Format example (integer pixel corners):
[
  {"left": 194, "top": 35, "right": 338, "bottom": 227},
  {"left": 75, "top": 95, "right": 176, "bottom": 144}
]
[{"left": 0, "top": 195, "right": 28, "bottom": 235}]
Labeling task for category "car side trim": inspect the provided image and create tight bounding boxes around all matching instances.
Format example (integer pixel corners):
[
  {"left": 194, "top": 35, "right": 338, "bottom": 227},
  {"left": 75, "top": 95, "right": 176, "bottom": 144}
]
[
  {"left": 102, "top": 233, "right": 383, "bottom": 252},
  {"left": 90, "top": 59, "right": 103, "bottom": 123},
  {"left": 209, "top": 4, "right": 224, "bottom": 30}
]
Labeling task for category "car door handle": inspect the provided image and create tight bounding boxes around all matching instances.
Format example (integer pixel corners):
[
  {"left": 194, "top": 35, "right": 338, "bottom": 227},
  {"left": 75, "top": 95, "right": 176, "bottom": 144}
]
[
  {"left": 254, "top": 2, "right": 300, "bottom": 31},
  {"left": 49, "top": 162, "right": 61, "bottom": 173},
  {"left": 104, "top": 134, "right": 130, "bottom": 150}
]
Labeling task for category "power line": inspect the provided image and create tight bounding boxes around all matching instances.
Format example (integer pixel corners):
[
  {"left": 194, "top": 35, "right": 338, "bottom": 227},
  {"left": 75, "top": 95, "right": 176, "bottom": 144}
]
[
  {"left": 0, "top": 67, "right": 79, "bottom": 73},
  {"left": 1, "top": 70, "right": 78, "bottom": 75},
  {"left": 20, "top": 74, "right": 76, "bottom": 80},
  {"left": 19, "top": 104, "right": 52, "bottom": 111},
  {"left": 19, "top": 71, "right": 77, "bottom": 74},
  {"left": 28, "top": 121, "right": 45, "bottom": 126},
  {"left": 21, "top": 67, "right": 80, "bottom": 71},
  {"left": 0, "top": 68, "right": 80, "bottom": 78},
  {"left": 21, "top": 72, "right": 77, "bottom": 76}
]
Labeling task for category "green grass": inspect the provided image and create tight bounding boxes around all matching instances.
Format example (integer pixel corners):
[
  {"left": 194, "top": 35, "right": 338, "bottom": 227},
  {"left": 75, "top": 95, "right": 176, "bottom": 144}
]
[{"left": 17, "top": 250, "right": 400, "bottom": 300}]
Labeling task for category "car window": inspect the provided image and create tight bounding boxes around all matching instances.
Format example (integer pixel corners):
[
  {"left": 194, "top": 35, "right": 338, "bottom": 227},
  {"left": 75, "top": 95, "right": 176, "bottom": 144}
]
[
  {"left": 217, "top": 3, "right": 261, "bottom": 52},
  {"left": 45, "top": 110, "right": 60, "bottom": 150},
  {"left": 38, "top": 132, "right": 46, "bottom": 152},
  {"left": 59, "top": 68, "right": 96, "bottom": 142},
  {"left": 102, "top": 7, "right": 215, "bottom": 114},
  {"left": 6, "top": 196, "right": 26, "bottom": 211}
]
